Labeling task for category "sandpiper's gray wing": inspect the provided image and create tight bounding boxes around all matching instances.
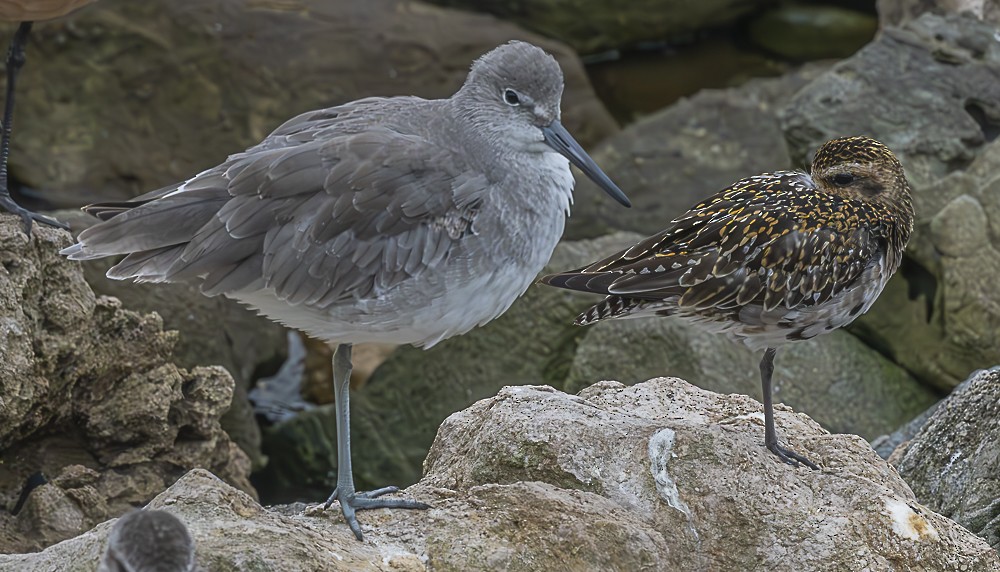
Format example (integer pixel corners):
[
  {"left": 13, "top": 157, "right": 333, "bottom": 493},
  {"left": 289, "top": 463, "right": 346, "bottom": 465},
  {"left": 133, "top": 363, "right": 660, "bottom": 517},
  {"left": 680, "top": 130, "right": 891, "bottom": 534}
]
[
  {"left": 540, "top": 172, "right": 884, "bottom": 313},
  {"left": 66, "top": 105, "right": 490, "bottom": 307}
]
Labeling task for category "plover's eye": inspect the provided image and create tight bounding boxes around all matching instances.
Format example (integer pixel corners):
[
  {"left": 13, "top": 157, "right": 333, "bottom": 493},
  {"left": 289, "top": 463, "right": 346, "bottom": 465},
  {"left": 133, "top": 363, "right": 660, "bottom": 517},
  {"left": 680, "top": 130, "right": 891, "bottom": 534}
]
[
  {"left": 503, "top": 89, "right": 521, "bottom": 106},
  {"left": 832, "top": 173, "right": 855, "bottom": 186}
]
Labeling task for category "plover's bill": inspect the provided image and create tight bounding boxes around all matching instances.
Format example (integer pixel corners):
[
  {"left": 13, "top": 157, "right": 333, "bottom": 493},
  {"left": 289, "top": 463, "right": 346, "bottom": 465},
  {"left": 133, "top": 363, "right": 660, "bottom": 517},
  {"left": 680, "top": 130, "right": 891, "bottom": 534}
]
[
  {"left": 541, "top": 136, "right": 913, "bottom": 469},
  {"left": 63, "top": 40, "right": 630, "bottom": 540}
]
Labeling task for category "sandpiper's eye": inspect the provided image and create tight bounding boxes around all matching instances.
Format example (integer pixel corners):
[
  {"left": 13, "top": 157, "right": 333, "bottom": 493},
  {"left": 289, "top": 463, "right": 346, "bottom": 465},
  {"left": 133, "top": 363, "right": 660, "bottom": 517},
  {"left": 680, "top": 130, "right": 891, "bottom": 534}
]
[
  {"left": 832, "top": 173, "right": 855, "bottom": 186},
  {"left": 503, "top": 89, "right": 520, "bottom": 106}
]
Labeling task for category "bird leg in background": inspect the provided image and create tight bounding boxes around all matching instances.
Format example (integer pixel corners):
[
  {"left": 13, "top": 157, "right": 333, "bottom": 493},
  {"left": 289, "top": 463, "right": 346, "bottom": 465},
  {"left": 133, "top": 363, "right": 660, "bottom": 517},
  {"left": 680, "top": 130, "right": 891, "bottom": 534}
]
[
  {"left": 323, "top": 343, "right": 429, "bottom": 541},
  {"left": 760, "top": 347, "right": 819, "bottom": 470},
  {"left": 0, "top": 21, "right": 69, "bottom": 234}
]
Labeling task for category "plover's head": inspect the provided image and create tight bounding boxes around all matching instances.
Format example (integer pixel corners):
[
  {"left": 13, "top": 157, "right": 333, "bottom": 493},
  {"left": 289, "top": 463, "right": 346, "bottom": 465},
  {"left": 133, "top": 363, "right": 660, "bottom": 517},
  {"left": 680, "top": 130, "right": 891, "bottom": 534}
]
[{"left": 809, "top": 136, "right": 913, "bottom": 221}]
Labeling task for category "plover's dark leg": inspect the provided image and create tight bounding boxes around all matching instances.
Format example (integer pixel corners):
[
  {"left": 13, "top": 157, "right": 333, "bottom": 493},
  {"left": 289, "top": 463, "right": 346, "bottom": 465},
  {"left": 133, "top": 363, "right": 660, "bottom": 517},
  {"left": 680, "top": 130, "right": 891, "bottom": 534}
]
[
  {"left": 322, "top": 343, "right": 429, "bottom": 540},
  {"left": 0, "top": 22, "right": 69, "bottom": 235},
  {"left": 759, "top": 347, "right": 819, "bottom": 470}
]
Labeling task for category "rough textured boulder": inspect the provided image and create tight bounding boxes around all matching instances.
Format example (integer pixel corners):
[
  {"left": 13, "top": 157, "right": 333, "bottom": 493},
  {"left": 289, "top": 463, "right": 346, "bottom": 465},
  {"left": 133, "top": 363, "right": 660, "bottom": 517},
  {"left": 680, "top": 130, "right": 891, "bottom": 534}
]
[
  {"left": 425, "top": 0, "right": 772, "bottom": 54},
  {"left": 5, "top": 379, "right": 997, "bottom": 571},
  {"left": 8, "top": 0, "right": 616, "bottom": 208},
  {"left": 747, "top": 5, "right": 878, "bottom": 61},
  {"left": 877, "top": 0, "right": 1000, "bottom": 27},
  {"left": 56, "top": 209, "right": 288, "bottom": 471},
  {"left": 258, "top": 233, "right": 934, "bottom": 497},
  {"left": 0, "top": 218, "right": 252, "bottom": 553},
  {"left": 895, "top": 367, "right": 1000, "bottom": 549},
  {"left": 782, "top": 12, "right": 1000, "bottom": 390}
]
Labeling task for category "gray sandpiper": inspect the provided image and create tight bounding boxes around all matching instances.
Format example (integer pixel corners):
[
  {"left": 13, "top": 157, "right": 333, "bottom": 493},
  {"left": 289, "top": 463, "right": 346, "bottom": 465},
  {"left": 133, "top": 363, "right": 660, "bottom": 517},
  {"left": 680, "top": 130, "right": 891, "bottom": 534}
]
[
  {"left": 62, "top": 40, "right": 631, "bottom": 540},
  {"left": 540, "top": 136, "right": 913, "bottom": 469}
]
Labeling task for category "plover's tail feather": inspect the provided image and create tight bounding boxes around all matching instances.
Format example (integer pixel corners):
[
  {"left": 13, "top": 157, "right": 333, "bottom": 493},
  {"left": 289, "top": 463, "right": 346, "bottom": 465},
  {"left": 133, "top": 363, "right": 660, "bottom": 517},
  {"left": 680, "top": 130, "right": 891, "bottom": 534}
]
[{"left": 576, "top": 295, "right": 644, "bottom": 325}]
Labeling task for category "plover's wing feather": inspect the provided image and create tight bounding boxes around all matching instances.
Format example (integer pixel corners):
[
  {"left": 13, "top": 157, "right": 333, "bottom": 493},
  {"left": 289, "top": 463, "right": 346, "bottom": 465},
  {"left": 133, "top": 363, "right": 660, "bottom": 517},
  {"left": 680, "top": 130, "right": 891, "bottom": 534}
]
[
  {"left": 542, "top": 174, "right": 883, "bottom": 316},
  {"left": 66, "top": 117, "right": 489, "bottom": 305}
]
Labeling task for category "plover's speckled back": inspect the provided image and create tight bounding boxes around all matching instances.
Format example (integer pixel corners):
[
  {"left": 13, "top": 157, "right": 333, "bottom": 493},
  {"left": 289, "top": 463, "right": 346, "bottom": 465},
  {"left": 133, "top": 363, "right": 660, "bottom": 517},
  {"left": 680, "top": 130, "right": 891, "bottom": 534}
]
[
  {"left": 62, "top": 41, "right": 630, "bottom": 540},
  {"left": 541, "top": 136, "right": 913, "bottom": 469}
]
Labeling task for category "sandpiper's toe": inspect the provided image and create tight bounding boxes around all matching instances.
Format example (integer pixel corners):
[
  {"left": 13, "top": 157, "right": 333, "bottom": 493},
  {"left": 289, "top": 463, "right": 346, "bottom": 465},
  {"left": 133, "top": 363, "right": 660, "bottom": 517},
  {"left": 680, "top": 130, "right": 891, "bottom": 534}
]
[
  {"left": 0, "top": 194, "right": 70, "bottom": 235},
  {"left": 323, "top": 486, "right": 430, "bottom": 541}
]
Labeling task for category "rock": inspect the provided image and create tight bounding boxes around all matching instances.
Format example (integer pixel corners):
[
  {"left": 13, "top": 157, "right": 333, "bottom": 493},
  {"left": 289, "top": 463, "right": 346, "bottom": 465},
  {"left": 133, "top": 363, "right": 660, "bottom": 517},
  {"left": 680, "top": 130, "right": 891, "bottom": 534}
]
[
  {"left": 896, "top": 367, "right": 1000, "bottom": 549},
  {"left": 258, "top": 231, "right": 938, "bottom": 497},
  {"left": 870, "top": 399, "right": 942, "bottom": 459},
  {"left": 781, "top": 12, "right": 1000, "bottom": 390},
  {"left": 6, "top": 380, "right": 998, "bottom": 571},
  {"left": 8, "top": 0, "right": 616, "bottom": 209},
  {"left": 56, "top": 208, "right": 288, "bottom": 471},
  {"left": 565, "top": 315, "right": 937, "bottom": 440},
  {"left": 565, "top": 62, "right": 830, "bottom": 241},
  {"left": 747, "top": 5, "right": 878, "bottom": 61},
  {"left": 878, "top": 0, "right": 1000, "bottom": 27},
  {"left": 0, "top": 217, "right": 252, "bottom": 553},
  {"left": 424, "top": 0, "right": 772, "bottom": 54}
]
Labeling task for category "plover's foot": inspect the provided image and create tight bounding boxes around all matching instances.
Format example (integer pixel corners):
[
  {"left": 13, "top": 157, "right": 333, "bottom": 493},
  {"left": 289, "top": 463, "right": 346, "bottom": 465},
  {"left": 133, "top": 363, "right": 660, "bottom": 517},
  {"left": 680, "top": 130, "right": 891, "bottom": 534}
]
[
  {"left": 767, "top": 441, "right": 819, "bottom": 470},
  {"left": 323, "top": 485, "right": 430, "bottom": 541}
]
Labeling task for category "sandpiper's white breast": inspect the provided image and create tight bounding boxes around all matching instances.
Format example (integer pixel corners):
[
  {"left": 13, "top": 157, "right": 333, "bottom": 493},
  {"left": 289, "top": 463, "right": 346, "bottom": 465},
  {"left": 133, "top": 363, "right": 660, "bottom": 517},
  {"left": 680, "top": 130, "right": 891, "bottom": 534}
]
[{"left": 233, "top": 150, "right": 576, "bottom": 347}]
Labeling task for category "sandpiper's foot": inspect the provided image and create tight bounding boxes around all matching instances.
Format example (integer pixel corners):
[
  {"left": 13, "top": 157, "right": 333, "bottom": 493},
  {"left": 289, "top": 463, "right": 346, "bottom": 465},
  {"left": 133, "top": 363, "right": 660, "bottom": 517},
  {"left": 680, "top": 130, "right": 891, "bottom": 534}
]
[
  {"left": 323, "top": 485, "right": 430, "bottom": 540},
  {"left": 0, "top": 193, "right": 69, "bottom": 235},
  {"left": 766, "top": 441, "right": 820, "bottom": 470}
]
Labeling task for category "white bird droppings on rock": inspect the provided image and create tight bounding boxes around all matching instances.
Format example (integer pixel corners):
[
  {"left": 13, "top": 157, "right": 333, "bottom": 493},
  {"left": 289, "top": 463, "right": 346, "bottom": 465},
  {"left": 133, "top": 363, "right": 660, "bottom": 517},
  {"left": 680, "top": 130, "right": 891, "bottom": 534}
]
[
  {"left": 885, "top": 498, "right": 940, "bottom": 542},
  {"left": 648, "top": 428, "right": 698, "bottom": 541}
]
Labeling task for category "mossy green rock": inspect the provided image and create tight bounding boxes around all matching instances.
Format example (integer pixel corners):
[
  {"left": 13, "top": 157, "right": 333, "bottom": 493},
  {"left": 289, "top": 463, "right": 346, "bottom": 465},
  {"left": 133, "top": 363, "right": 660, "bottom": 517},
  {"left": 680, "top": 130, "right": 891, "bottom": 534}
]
[
  {"left": 425, "top": 0, "right": 771, "bottom": 54},
  {"left": 5, "top": 0, "right": 615, "bottom": 208},
  {"left": 566, "top": 316, "right": 937, "bottom": 440},
  {"left": 748, "top": 5, "right": 877, "bottom": 61}
]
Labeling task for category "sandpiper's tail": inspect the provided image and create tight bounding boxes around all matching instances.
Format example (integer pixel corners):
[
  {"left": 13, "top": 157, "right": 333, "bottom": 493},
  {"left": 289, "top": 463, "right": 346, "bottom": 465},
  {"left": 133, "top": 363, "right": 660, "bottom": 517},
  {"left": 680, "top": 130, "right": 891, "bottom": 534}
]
[{"left": 59, "top": 173, "right": 236, "bottom": 291}]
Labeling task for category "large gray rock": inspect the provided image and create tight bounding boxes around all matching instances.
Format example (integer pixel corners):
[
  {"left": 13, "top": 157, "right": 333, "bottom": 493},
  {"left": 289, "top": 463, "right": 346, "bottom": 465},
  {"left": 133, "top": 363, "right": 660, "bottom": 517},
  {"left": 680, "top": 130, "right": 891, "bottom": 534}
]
[
  {"left": 565, "top": 63, "right": 830, "bottom": 241},
  {"left": 781, "top": 12, "right": 1000, "bottom": 390},
  {"left": 425, "top": 0, "right": 772, "bottom": 54},
  {"left": 878, "top": 0, "right": 1000, "bottom": 27},
  {"left": 259, "top": 232, "right": 938, "bottom": 496},
  {"left": 0, "top": 218, "right": 252, "bottom": 554},
  {"left": 4, "top": 379, "right": 997, "bottom": 571},
  {"left": 895, "top": 367, "right": 1000, "bottom": 549},
  {"left": 8, "top": 0, "right": 616, "bottom": 208}
]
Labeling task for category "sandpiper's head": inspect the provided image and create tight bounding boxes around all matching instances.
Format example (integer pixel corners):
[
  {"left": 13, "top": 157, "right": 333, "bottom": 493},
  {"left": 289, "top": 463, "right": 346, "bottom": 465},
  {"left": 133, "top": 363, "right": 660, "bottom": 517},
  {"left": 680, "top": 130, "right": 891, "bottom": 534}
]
[
  {"left": 810, "top": 136, "right": 913, "bottom": 217},
  {"left": 457, "top": 41, "right": 631, "bottom": 207}
]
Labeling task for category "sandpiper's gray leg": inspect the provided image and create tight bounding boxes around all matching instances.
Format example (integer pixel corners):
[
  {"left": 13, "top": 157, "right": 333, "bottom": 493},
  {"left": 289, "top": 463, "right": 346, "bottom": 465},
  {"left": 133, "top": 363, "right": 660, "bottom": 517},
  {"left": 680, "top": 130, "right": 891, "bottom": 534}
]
[
  {"left": 322, "top": 343, "right": 429, "bottom": 540},
  {"left": 760, "top": 347, "right": 819, "bottom": 470},
  {"left": 0, "top": 22, "right": 69, "bottom": 235}
]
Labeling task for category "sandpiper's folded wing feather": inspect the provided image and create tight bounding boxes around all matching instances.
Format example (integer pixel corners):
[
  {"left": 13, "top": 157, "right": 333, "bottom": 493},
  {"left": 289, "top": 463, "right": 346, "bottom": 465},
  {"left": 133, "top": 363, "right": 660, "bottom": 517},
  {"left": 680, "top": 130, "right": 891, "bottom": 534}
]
[
  {"left": 540, "top": 172, "right": 886, "bottom": 317},
  {"left": 64, "top": 99, "right": 488, "bottom": 305}
]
